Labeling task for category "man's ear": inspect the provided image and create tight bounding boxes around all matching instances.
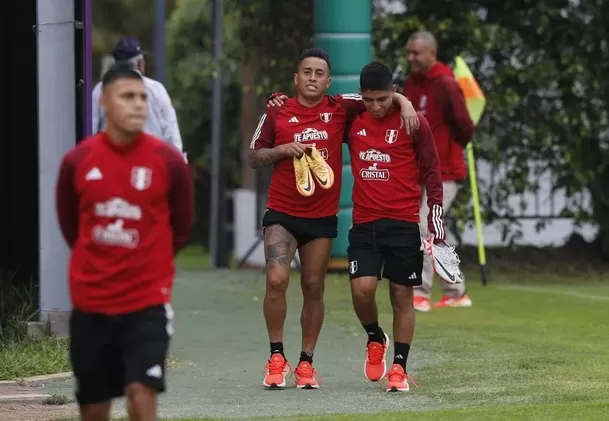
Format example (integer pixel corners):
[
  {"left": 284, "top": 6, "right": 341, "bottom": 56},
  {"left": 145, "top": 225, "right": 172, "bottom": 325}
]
[
  {"left": 99, "top": 94, "right": 107, "bottom": 113},
  {"left": 391, "top": 84, "right": 397, "bottom": 93},
  {"left": 293, "top": 73, "right": 298, "bottom": 86},
  {"left": 326, "top": 76, "right": 331, "bottom": 89}
]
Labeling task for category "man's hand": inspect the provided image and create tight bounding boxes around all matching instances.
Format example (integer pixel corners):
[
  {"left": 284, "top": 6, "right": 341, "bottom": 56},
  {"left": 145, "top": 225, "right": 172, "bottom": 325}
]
[
  {"left": 267, "top": 94, "right": 289, "bottom": 108},
  {"left": 399, "top": 98, "right": 420, "bottom": 135},
  {"left": 427, "top": 204, "right": 446, "bottom": 243},
  {"left": 277, "top": 142, "right": 310, "bottom": 158}
]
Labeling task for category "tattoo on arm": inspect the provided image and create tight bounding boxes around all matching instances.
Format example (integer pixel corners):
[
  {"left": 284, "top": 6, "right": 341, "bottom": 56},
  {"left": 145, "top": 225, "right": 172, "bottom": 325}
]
[
  {"left": 264, "top": 225, "right": 296, "bottom": 267},
  {"left": 248, "top": 149, "right": 281, "bottom": 169}
]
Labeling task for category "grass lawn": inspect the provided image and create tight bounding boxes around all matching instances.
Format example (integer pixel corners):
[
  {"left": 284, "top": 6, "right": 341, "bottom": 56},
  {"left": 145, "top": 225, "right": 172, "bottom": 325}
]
[
  {"left": 8, "top": 245, "right": 609, "bottom": 420},
  {"left": 166, "top": 259, "right": 609, "bottom": 420}
]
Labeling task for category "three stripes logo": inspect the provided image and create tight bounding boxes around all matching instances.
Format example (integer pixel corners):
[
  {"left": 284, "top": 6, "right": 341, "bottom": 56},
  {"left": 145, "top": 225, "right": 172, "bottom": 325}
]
[
  {"left": 289, "top": 116, "right": 299, "bottom": 123},
  {"left": 357, "top": 129, "right": 367, "bottom": 136},
  {"left": 431, "top": 204, "right": 445, "bottom": 240},
  {"left": 250, "top": 113, "right": 267, "bottom": 149}
]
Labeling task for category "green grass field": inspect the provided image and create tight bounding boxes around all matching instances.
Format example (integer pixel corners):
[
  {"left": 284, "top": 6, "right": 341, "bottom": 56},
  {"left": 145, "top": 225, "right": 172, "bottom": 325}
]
[
  {"left": 170, "top": 252, "right": 609, "bottom": 420},
  {"left": 23, "top": 246, "right": 609, "bottom": 420}
]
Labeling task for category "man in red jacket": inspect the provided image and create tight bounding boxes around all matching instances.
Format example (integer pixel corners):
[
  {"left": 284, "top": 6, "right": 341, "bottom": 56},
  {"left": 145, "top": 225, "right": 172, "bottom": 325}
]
[
  {"left": 56, "top": 63, "right": 193, "bottom": 421},
  {"left": 404, "top": 30, "right": 475, "bottom": 312}
]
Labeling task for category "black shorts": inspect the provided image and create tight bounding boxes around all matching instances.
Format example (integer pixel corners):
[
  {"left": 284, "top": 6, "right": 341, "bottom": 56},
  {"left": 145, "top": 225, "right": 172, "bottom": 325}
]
[
  {"left": 69, "top": 304, "right": 173, "bottom": 405},
  {"left": 347, "top": 219, "right": 423, "bottom": 286},
  {"left": 262, "top": 208, "right": 338, "bottom": 247}
]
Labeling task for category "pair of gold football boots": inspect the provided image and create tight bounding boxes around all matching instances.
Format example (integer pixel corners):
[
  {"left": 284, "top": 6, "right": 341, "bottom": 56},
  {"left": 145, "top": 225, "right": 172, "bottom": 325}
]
[{"left": 293, "top": 146, "right": 334, "bottom": 197}]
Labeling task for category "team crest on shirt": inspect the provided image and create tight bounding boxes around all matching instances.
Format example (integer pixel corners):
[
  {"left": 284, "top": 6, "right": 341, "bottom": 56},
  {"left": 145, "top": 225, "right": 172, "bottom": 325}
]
[
  {"left": 130, "top": 167, "right": 152, "bottom": 191},
  {"left": 385, "top": 129, "right": 399, "bottom": 144},
  {"left": 319, "top": 112, "right": 332, "bottom": 123}
]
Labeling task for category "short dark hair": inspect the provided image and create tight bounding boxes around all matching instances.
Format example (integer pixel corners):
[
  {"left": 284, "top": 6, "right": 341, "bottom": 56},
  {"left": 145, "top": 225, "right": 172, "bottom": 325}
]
[
  {"left": 360, "top": 62, "right": 393, "bottom": 91},
  {"left": 298, "top": 48, "right": 331, "bottom": 71},
  {"left": 102, "top": 63, "right": 143, "bottom": 88}
]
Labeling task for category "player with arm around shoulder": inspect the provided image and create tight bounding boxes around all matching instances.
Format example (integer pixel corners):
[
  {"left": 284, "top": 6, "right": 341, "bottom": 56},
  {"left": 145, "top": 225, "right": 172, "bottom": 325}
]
[
  {"left": 56, "top": 63, "right": 193, "bottom": 421},
  {"left": 249, "top": 48, "right": 421, "bottom": 391},
  {"left": 346, "top": 62, "right": 444, "bottom": 392}
]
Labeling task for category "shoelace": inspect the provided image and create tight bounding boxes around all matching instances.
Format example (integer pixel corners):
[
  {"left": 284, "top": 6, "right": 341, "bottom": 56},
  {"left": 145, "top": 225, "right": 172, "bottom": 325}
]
[
  {"left": 382, "top": 369, "right": 419, "bottom": 389},
  {"left": 266, "top": 356, "right": 288, "bottom": 375},
  {"left": 294, "top": 362, "right": 315, "bottom": 378},
  {"left": 306, "top": 155, "right": 326, "bottom": 173},
  {"left": 294, "top": 362, "right": 322, "bottom": 385},
  {"left": 366, "top": 341, "right": 386, "bottom": 365},
  {"left": 434, "top": 242, "right": 461, "bottom": 267}
]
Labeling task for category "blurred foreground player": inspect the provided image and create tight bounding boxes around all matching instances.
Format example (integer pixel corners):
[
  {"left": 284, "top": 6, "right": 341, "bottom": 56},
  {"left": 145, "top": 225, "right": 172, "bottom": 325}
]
[
  {"left": 56, "top": 63, "right": 193, "bottom": 421},
  {"left": 346, "top": 62, "right": 444, "bottom": 392},
  {"left": 251, "top": 48, "right": 419, "bottom": 389}
]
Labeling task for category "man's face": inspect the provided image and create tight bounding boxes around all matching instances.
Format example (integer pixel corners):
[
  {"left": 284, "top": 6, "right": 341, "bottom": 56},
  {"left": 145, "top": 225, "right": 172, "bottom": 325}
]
[
  {"left": 361, "top": 86, "right": 396, "bottom": 119},
  {"left": 101, "top": 78, "right": 148, "bottom": 135},
  {"left": 406, "top": 39, "right": 435, "bottom": 73},
  {"left": 294, "top": 57, "right": 331, "bottom": 101}
]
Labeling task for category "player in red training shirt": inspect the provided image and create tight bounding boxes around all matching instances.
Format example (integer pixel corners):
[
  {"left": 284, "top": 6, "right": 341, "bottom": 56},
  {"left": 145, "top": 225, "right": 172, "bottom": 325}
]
[
  {"left": 55, "top": 63, "right": 193, "bottom": 421},
  {"left": 346, "top": 62, "right": 444, "bottom": 392},
  {"left": 249, "top": 48, "right": 419, "bottom": 390}
]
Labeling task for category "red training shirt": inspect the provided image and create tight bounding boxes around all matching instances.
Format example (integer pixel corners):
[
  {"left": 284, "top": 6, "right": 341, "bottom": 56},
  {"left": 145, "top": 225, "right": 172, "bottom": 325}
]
[
  {"left": 250, "top": 94, "right": 364, "bottom": 218},
  {"left": 404, "top": 61, "right": 475, "bottom": 181},
  {"left": 347, "top": 110, "right": 444, "bottom": 235},
  {"left": 56, "top": 132, "right": 194, "bottom": 315}
]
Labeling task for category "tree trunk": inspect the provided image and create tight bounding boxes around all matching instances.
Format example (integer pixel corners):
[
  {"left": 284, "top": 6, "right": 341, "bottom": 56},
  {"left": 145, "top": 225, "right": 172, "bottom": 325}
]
[{"left": 240, "top": 56, "right": 259, "bottom": 191}]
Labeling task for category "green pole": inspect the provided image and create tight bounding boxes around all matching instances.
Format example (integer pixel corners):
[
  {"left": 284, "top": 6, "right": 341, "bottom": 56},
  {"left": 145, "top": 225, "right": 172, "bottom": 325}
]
[{"left": 314, "top": 0, "right": 372, "bottom": 262}]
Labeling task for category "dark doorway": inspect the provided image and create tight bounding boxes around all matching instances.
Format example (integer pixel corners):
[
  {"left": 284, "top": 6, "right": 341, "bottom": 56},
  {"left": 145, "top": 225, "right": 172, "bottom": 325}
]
[{"left": 0, "top": 1, "right": 40, "bottom": 287}]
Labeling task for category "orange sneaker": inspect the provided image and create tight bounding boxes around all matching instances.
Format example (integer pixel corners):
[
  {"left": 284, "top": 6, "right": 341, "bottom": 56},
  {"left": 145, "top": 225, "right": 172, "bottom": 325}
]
[
  {"left": 263, "top": 354, "right": 290, "bottom": 389},
  {"left": 413, "top": 296, "right": 431, "bottom": 312},
  {"left": 364, "top": 332, "right": 389, "bottom": 381},
  {"left": 385, "top": 364, "right": 417, "bottom": 392},
  {"left": 432, "top": 293, "right": 472, "bottom": 309},
  {"left": 293, "top": 361, "right": 320, "bottom": 389}
]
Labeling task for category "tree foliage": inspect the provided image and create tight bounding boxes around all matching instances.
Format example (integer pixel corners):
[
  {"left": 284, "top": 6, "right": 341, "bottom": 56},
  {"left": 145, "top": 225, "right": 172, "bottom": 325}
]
[
  {"left": 162, "top": 0, "right": 609, "bottom": 254},
  {"left": 374, "top": 0, "right": 609, "bottom": 255}
]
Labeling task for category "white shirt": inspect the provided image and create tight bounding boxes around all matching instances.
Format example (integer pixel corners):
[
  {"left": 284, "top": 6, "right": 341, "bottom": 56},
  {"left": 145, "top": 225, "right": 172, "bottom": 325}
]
[{"left": 92, "top": 76, "right": 183, "bottom": 152}]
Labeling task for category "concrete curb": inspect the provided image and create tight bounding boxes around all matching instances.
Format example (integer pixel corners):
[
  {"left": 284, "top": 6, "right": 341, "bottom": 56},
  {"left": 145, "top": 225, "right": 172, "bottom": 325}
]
[
  {"left": 0, "top": 372, "right": 73, "bottom": 387},
  {"left": 21, "top": 372, "right": 73, "bottom": 385},
  {"left": 0, "top": 393, "right": 52, "bottom": 403},
  {"left": 0, "top": 372, "right": 73, "bottom": 403}
]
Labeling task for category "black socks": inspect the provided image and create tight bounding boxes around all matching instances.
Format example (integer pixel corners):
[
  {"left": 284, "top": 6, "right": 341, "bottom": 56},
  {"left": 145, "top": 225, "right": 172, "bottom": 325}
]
[
  {"left": 363, "top": 322, "right": 385, "bottom": 344},
  {"left": 270, "top": 342, "right": 284, "bottom": 358},
  {"left": 393, "top": 342, "right": 410, "bottom": 370},
  {"left": 270, "top": 342, "right": 314, "bottom": 364},
  {"left": 299, "top": 351, "right": 314, "bottom": 364}
]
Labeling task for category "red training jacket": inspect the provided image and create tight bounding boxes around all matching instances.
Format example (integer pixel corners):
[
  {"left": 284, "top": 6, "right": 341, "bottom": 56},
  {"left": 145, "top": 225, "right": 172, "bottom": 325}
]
[
  {"left": 347, "top": 110, "right": 445, "bottom": 238},
  {"left": 404, "top": 61, "right": 475, "bottom": 181},
  {"left": 251, "top": 94, "right": 364, "bottom": 218},
  {"left": 55, "top": 132, "right": 194, "bottom": 315}
]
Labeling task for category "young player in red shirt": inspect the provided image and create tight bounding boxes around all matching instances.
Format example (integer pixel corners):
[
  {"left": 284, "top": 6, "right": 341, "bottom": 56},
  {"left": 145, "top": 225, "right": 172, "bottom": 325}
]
[
  {"left": 404, "top": 31, "right": 475, "bottom": 311},
  {"left": 346, "top": 62, "right": 444, "bottom": 392},
  {"left": 250, "top": 48, "right": 419, "bottom": 389},
  {"left": 56, "top": 63, "right": 193, "bottom": 421}
]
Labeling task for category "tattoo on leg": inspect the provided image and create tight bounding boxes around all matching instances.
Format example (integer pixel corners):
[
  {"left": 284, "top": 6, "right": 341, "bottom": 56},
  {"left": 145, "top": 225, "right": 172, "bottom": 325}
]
[{"left": 265, "top": 226, "right": 295, "bottom": 267}]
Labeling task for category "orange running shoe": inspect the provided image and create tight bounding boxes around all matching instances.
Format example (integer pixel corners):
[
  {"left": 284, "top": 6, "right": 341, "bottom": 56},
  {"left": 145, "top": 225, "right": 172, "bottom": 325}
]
[
  {"left": 413, "top": 296, "right": 431, "bottom": 312},
  {"left": 432, "top": 293, "right": 472, "bottom": 309},
  {"left": 385, "top": 364, "right": 417, "bottom": 392},
  {"left": 293, "top": 361, "right": 320, "bottom": 389},
  {"left": 263, "top": 354, "right": 290, "bottom": 389},
  {"left": 364, "top": 332, "right": 389, "bottom": 382}
]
